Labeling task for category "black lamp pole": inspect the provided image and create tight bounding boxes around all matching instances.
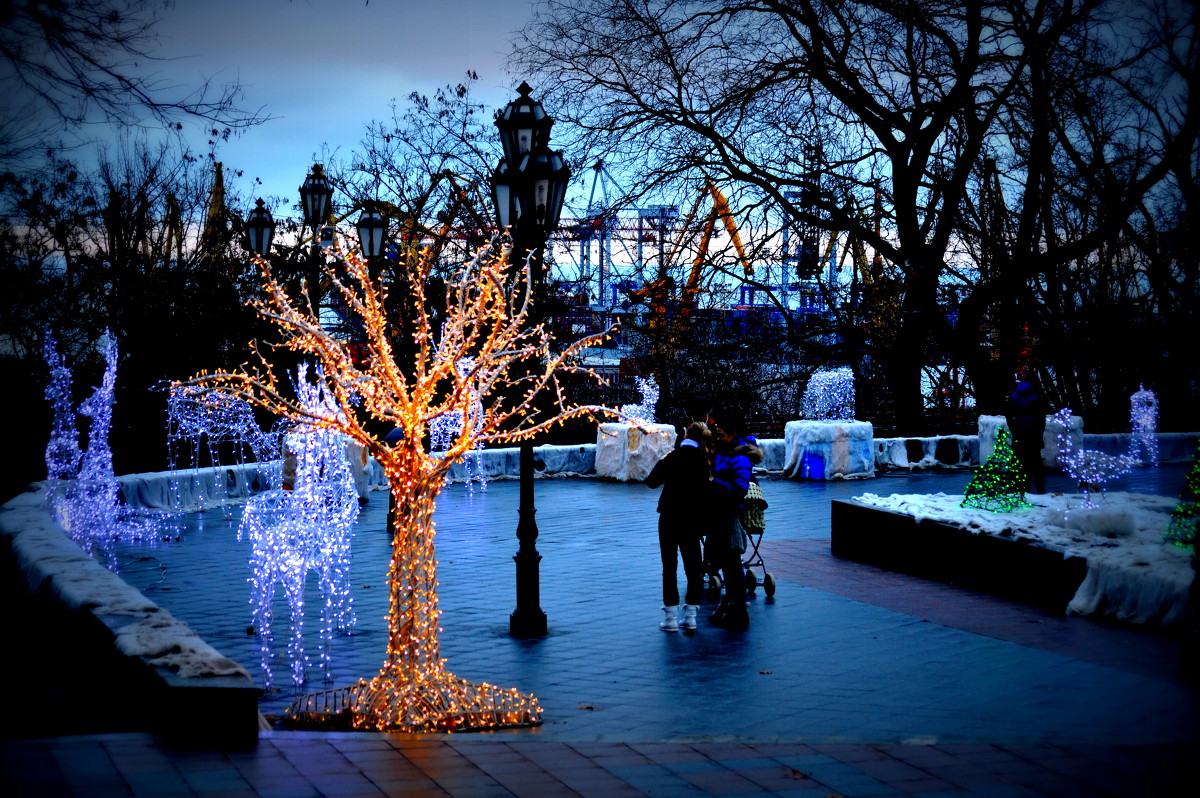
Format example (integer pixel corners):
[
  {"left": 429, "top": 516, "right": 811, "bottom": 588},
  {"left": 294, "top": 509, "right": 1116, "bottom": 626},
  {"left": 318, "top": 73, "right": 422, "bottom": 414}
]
[{"left": 492, "top": 82, "right": 570, "bottom": 638}]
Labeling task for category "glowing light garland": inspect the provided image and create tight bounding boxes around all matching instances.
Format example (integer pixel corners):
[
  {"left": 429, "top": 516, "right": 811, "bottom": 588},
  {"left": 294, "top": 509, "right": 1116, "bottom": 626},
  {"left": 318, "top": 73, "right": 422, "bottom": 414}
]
[
  {"left": 1128, "top": 384, "right": 1159, "bottom": 466},
  {"left": 801, "top": 367, "right": 855, "bottom": 421},
  {"left": 182, "top": 229, "right": 616, "bottom": 732},
  {"left": 961, "top": 426, "right": 1031, "bottom": 512},
  {"left": 239, "top": 365, "right": 359, "bottom": 688},
  {"left": 619, "top": 375, "right": 659, "bottom": 423},
  {"left": 1051, "top": 408, "right": 1136, "bottom": 508}
]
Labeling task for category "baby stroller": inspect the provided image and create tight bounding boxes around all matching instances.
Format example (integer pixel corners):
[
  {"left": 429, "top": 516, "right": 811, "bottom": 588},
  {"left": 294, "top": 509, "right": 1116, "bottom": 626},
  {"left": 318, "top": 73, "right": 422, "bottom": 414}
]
[
  {"left": 740, "top": 482, "right": 775, "bottom": 598},
  {"left": 704, "top": 482, "right": 775, "bottom": 598}
]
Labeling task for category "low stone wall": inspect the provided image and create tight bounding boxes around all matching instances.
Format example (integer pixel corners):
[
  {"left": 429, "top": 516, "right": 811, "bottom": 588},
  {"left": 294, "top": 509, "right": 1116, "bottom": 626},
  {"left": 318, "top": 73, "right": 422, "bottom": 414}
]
[{"left": 0, "top": 486, "right": 262, "bottom": 747}]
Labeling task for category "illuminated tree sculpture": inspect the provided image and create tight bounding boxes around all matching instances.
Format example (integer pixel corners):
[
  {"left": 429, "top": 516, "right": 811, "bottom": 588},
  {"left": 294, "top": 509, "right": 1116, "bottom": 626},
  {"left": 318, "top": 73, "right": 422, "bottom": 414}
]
[
  {"left": 1164, "top": 442, "right": 1200, "bottom": 552},
  {"left": 183, "top": 234, "right": 613, "bottom": 731},
  {"left": 1128, "top": 384, "right": 1160, "bottom": 466},
  {"left": 962, "top": 426, "right": 1031, "bottom": 512},
  {"left": 801, "top": 367, "right": 856, "bottom": 421}
]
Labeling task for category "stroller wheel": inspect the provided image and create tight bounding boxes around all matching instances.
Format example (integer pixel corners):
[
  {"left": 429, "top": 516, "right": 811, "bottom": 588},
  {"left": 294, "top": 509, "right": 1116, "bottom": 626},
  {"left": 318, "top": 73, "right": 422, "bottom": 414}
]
[
  {"left": 709, "top": 574, "right": 723, "bottom": 591},
  {"left": 763, "top": 573, "right": 776, "bottom": 598},
  {"left": 745, "top": 568, "right": 757, "bottom": 591}
]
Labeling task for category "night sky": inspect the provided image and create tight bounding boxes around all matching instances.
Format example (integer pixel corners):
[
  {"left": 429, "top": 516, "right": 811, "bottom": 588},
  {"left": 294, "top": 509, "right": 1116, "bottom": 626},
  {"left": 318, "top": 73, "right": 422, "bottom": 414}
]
[{"left": 150, "top": 0, "right": 537, "bottom": 205}]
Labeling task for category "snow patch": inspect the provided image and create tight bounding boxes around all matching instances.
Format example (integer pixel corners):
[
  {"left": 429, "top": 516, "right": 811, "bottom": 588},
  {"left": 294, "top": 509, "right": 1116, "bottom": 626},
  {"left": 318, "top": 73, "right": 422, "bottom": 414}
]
[{"left": 114, "top": 616, "right": 249, "bottom": 678}]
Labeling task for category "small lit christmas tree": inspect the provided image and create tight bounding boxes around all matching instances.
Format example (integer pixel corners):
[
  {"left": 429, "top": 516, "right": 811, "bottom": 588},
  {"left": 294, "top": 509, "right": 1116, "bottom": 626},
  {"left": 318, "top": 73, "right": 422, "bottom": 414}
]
[
  {"left": 962, "top": 426, "right": 1032, "bottom": 512},
  {"left": 1164, "top": 442, "right": 1199, "bottom": 552}
]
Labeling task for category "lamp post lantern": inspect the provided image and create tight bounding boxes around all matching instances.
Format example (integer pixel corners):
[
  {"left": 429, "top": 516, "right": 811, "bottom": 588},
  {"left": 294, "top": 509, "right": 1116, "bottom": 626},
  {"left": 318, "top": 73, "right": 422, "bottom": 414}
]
[
  {"left": 356, "top": 200, "right": 388, "bottom": 276},
  {"left": 246, "top": 198, "right": 276, "bottom": 257},
  {"left": 492, "top": 82, "right": 570, "bottom": 638},
  {"left": 299, "top": 164, "right": 333, "bottom": 229},
  {"left": 299, "top": 164, "right": 334, "bottom": 310}
]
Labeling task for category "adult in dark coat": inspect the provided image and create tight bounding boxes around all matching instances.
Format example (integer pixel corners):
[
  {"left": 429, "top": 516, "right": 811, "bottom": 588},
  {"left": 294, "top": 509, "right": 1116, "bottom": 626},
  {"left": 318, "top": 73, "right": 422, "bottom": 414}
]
[
  {"left": 645, "top": 422, "right": 714, "bottom": 631},
  {"left": 1006, "top": 379, "right": 1048, "bottom": 494}
]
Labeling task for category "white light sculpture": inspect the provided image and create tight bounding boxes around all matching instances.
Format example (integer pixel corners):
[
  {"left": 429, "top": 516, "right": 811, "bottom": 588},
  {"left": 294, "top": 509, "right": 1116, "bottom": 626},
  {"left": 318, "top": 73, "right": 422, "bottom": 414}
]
[
  {"left": 167, "top": 385, "right": 278, "bottom": 511},
  {"left": 43, "top": 334, "right": 82, "bottom": 508},
  {"left": 429, "top": 358, "right": 487, "bottom": 493},
  {"left": 801, "top": 367, "right": 856, "bottom": 421},
  {"left": 1128, "top": 384, "right": 1159, "bottom": 466},
  {"left": 1051, "top": 408, "right": 1137, "bottom": 508},
  {"left": 619, "top": 375, "right": 659, "bottom": 423},
  {"left": 238, "top": 365, "right": 359, "bottom": 688},
  {"left": 43, "top": 333, "right": 161, "bottom": 563}
]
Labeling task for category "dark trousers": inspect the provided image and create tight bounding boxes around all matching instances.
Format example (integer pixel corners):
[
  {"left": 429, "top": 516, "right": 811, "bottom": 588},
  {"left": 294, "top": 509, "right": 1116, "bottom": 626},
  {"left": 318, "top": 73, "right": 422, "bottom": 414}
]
[
  {"left": 659, "top": 516, "right": 705, "bottom": 606},
  {"left": 716, "top": 543, "right": 746, "bottom": 605}
]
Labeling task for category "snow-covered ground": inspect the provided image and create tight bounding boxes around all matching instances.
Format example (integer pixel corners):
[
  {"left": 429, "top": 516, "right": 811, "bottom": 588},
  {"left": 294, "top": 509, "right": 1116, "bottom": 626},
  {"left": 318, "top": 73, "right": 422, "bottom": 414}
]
[{"left": 852, "top": 489, "right": 1193, "bottom": 626}]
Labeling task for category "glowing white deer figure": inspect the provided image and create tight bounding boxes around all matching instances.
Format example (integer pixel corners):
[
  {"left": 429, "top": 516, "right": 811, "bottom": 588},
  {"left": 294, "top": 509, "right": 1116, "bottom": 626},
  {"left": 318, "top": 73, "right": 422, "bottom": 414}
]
[
  {"left": 42, "top": 334, "right": 165, "bottom": 565},
  {"left": 238, "top": 366, "right": 359, "bottom": 688},
  {"left": 167, "top": 385, "right": 278, "bottom": 510},
  {"left": 43, "top": 335, "right": 82, "bottom": 524},
  {"left": 1050, "top": 408, "right": 1137, "bottom": 508}
]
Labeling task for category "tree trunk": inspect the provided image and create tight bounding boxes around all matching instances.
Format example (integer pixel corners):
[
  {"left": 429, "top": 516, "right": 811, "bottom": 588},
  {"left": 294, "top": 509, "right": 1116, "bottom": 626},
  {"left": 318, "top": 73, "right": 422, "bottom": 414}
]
[{"left": 349, "top": 448, "right": 542, "bottom": 731}]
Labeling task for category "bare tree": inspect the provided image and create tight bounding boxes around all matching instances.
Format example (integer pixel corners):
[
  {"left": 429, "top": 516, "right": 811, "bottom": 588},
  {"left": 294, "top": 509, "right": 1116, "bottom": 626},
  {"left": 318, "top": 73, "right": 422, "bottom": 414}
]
[
  {"left": 0, "top": 0, "right": 264, "bottom": 162},
  {"left": 513, "top": 0, "right": 1199, "bottom": 431},
  {"left": 184, "top": 235, "right": 614, "bottom": 731}
]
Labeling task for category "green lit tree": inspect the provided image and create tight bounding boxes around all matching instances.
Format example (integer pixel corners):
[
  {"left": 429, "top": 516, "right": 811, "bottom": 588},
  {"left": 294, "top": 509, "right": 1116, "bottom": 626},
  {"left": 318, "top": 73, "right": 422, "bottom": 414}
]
[
  {"left": 1164, "top": 444, "right": 1200, "bottom": 552},
  {"left": 962, "top": 426, "right": 1031, "bottom": 512}
]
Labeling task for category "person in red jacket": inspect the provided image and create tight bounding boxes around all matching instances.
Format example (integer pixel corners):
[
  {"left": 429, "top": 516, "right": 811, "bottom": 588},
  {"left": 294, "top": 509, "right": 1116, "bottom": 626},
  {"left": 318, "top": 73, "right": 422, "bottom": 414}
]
[{"left": 645, "top": 421, "right": 714, "bottom": 631}]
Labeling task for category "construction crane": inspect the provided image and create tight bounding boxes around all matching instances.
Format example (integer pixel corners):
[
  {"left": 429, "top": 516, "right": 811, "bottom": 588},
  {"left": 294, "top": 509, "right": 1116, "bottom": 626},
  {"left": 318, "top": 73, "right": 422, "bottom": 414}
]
[{"left": 629, "top": 178, "right": 754, "bottom": 337}]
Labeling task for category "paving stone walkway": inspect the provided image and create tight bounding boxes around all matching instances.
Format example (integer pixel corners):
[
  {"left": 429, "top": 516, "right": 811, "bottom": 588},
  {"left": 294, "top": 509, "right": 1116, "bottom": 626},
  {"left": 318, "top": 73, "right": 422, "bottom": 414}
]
[{"left": 3, "top": 464, "right": 1197, "bottom": 796}]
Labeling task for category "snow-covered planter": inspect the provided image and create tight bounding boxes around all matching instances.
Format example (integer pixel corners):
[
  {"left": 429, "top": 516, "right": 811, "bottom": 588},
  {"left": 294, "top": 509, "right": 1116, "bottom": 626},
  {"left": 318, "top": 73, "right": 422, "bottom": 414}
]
[
  {"left": 782, "top": 420, "right": 875, "bottom": 480},
  {"left": 595, "top": 423, "right": 676, "bottom": 482},
  {"left": 841, "top": 489, "right": 1193, "bottom": 626},
  {"left": 978, "top": 413, "right": 1078, "bottom": 467}
]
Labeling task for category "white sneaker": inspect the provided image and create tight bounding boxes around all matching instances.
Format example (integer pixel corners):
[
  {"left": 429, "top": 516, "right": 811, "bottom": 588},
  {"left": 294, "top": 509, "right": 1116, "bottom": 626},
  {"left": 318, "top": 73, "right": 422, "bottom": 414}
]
[
  {"left": 659, "top": 605, "right": 679, "bottom": 632},
  {"left": 681, "top": 605, "right": 698, "bottom": 630}
]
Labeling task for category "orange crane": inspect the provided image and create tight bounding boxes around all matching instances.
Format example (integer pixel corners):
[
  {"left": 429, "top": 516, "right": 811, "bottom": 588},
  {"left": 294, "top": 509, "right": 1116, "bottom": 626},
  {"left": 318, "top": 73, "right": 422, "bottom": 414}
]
[{"left": 630, "top": 179, "right": 753, "bottom": 334}]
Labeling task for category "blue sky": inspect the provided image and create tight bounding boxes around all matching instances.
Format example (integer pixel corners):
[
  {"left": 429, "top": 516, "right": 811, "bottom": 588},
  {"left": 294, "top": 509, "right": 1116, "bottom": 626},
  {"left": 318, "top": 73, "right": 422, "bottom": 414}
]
[{"left": 152, "top": 0, "right": 538, "bottom": 207}]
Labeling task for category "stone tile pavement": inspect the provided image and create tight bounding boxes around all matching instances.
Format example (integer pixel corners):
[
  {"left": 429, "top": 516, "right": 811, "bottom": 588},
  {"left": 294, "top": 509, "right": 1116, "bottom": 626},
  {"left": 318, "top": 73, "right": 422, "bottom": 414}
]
[{"left": 3, "top": 464, "right": 1197, "bottom": 796}]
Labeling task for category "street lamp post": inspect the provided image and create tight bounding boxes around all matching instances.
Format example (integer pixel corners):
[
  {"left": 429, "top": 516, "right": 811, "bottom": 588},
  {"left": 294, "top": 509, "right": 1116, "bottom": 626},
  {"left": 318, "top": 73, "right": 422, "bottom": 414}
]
[
  {"left": 491, "top": 82, "right": 571, "bottom": 638},
  {"left": 355, "top": 200, "right": 388, "bottom": 274},
  {"left": 245, "top": 198, "right": 276, "bottom": 257},
  {"left": 299, "top": 164, "right": 334, "bottom": 310}
]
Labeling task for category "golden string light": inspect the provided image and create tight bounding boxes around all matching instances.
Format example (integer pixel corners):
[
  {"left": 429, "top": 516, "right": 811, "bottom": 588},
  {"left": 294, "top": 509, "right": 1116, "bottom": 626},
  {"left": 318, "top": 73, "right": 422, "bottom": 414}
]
[{"left": 181, "top": 232, "right": 615, "bottom": 731}]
